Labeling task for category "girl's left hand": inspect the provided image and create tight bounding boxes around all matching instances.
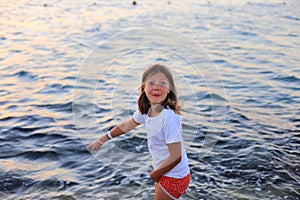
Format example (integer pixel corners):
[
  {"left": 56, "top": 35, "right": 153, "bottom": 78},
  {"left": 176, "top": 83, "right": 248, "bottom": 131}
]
[{"left": 150, "top": 170, "right": 161, "bottom": 182}]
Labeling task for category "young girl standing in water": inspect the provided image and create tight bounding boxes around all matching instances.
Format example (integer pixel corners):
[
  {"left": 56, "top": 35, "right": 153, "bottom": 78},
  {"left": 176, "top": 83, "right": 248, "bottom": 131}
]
[{"left": 87, "top": 64, "right": 190, "bottom": 200}]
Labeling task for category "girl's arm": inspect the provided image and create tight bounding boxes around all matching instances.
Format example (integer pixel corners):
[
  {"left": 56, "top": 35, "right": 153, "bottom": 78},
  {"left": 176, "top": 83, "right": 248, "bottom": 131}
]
[
  {"left": 149, "top": 142, "right": 182, "bottom": 182},
  {"left": 87, "top": 117, "right": 140, "bottom": 153}
]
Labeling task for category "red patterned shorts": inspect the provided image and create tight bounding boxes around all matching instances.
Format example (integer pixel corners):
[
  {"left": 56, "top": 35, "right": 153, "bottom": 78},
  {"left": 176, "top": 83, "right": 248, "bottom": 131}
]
[{"left": 159, "top": 173, "right": 191, "bottom": 199}]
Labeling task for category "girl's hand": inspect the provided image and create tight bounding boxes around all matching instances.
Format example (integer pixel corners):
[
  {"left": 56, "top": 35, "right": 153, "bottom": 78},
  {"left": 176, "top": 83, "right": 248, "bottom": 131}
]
[
  {"left": 86, "top": 140, "right": 103, "bottom": 153},
  {"left": 150, "top": 170, "right": 161, "bottom": 182},
  {"left": 149, "top": 142, "right": 182, "bottom": 182}
]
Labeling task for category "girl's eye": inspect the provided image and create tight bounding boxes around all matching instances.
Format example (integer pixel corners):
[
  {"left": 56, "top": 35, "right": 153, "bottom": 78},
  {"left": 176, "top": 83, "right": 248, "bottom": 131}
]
[
  {"left": 146, "top": 80, "right": 168, "bottom": 87},
  {"left": 160, "top": 82, "right": 167, "bottom": 86},
  {"left": 148, "top": 81, "right": 155, "bottom": 86}
]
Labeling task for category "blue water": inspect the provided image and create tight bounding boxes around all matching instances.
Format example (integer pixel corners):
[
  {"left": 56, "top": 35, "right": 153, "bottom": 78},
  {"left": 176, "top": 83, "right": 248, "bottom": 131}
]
[{"left": 1, "top": 0, "right": 300, "bottom": 199}]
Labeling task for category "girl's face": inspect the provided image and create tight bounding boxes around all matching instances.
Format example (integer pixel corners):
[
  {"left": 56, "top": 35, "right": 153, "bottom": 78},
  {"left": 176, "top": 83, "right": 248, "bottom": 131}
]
[{"left": 144, "top": 72, "right": 170, "bottom": 106}]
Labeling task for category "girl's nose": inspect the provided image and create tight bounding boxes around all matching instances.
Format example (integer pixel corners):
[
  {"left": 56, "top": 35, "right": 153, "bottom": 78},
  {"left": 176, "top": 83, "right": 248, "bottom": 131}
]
[
  {"left": 153, "top": 87, "right": 159, "bottom": 91},
  {"left": 153, "top": 84, "right": 160, "bottom": 90}
]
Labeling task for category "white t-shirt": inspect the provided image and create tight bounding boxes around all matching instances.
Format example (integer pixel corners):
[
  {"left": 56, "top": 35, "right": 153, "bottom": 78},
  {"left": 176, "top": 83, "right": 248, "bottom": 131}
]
[{"left": 133, "top": 108, "right": 190, "bottom": 178}]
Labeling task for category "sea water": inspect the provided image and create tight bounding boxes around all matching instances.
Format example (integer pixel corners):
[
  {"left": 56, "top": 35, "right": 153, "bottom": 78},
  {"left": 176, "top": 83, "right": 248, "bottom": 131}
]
[{"left": 0, "top": 0, "right": 299, "bottom": 199}]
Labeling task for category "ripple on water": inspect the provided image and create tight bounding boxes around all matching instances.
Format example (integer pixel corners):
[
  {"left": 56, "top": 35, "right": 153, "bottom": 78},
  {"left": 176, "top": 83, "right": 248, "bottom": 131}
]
[{"left": 13, "top": 70, "right": 38, "bottom": 80}]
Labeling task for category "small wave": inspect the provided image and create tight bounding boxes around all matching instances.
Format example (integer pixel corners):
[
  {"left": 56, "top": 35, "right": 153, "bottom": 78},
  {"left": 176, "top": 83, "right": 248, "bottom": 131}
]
[
  {"left": 283, "top": 15, "right": 300, "bottom": 21},
  {"left": 33, "top": 102, "right": 73, "bottom": 113},
  {"left": 189, "top": 91, "right": 227, "bottom": 102},
  {"left": 212, "top": 59, "right": 227, "bottom": 64},
  {"left": 259, "top": 70, "right": 274, "bottom": 74},
  {"left": 0, "top": 171, "right": 34, "bottom": 193},
  {"left": 272, "top": 75, "right": 300, "bottom": 83},
  {"left": 10, "top": 49, "right": 22, "bottom": 53},
  {"left": 228, "top": 110, "right": 250, "bottom": 122},
  {"left": 287, "top": 33, "right": 298, "bottom": 37},
  {"left": 13, "top": 70, "right": 38, "bottom": 80},
  {"left": 17, "top": 150, "right": 59, "bottom": 160},
  {"left": 155, "top": 57, "right": 168, "bottom": 62},
  {"left": 0, "top": 170, "right": 77, "bottom": 194},
  {"left": 35, "top": 178, "right": 77, "bottom": 190},
  {"left": 0, "top": 90, "right": 12, "bottom": 97},
  {"left": 99, "top": 174, "right": 128, "bottom": 187},
  {"left": 26, "top": 132, "right": 67, "bottom": 140},
  {"left": 240, "top": 31, "right": 257, "bottom": 37},
  {"left": 0, "top": 116, "right": 16, "bottom": 122},
  {"left": 8, "top": 127, "right": 47, "bottom": 135},
  {"left": 63, "top": 124, "right": 76, "bottom": 130},
  {"left": 62, "top": 76, "right": 77, "bottom": 81},
  {"left": 203, "top": 93, "right": 227, "bottom": 102},
  {"left": 36, "top": 83, "right": 73, "bottom": 94},
  {"left": 114, "top": 136, "right": 147, "bottom": 153},
  {"left": 1, "top": 116, "right": 54, "bottom": 131}
]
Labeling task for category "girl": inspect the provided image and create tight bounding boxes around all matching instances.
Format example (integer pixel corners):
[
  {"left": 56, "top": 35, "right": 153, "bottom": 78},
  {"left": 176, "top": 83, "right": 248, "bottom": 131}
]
[{"left": 87, "top": 64, "right": 190, "bottom": 200}]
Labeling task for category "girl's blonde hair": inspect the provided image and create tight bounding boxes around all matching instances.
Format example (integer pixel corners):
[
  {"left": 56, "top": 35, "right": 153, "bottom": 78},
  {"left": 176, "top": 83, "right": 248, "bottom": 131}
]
[{"left": 137, "top": 63, "right": 181, "bottom": 114}]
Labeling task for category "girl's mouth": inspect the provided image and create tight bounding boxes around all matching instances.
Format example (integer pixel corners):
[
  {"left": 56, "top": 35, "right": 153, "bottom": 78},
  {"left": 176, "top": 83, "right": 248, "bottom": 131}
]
[{"left": 152, "top": 94, "right": 161, "bottom": 97}]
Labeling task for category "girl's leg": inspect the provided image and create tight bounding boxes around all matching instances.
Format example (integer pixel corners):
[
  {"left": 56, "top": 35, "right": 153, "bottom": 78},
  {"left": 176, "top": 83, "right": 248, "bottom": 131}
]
[{"left": 155, "top": 182, "right": 173, "bottom": 200}]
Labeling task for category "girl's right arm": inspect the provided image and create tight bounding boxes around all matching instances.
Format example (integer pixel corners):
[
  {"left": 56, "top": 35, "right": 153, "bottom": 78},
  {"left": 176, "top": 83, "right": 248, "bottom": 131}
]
[{"left": 86, "top": 117, "right": 140, "bottom": 153}]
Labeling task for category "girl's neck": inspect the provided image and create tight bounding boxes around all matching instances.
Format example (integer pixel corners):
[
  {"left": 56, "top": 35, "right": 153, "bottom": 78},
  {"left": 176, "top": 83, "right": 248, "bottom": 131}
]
[{"left": 149, "top": 104, "right": 164, "bottom": 117}]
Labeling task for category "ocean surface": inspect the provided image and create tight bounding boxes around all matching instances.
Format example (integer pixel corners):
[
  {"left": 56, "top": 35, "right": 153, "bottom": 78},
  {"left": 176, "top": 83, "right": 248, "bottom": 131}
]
[{"left": 1, "top": 0, "right": 299, "bottom": 199}]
